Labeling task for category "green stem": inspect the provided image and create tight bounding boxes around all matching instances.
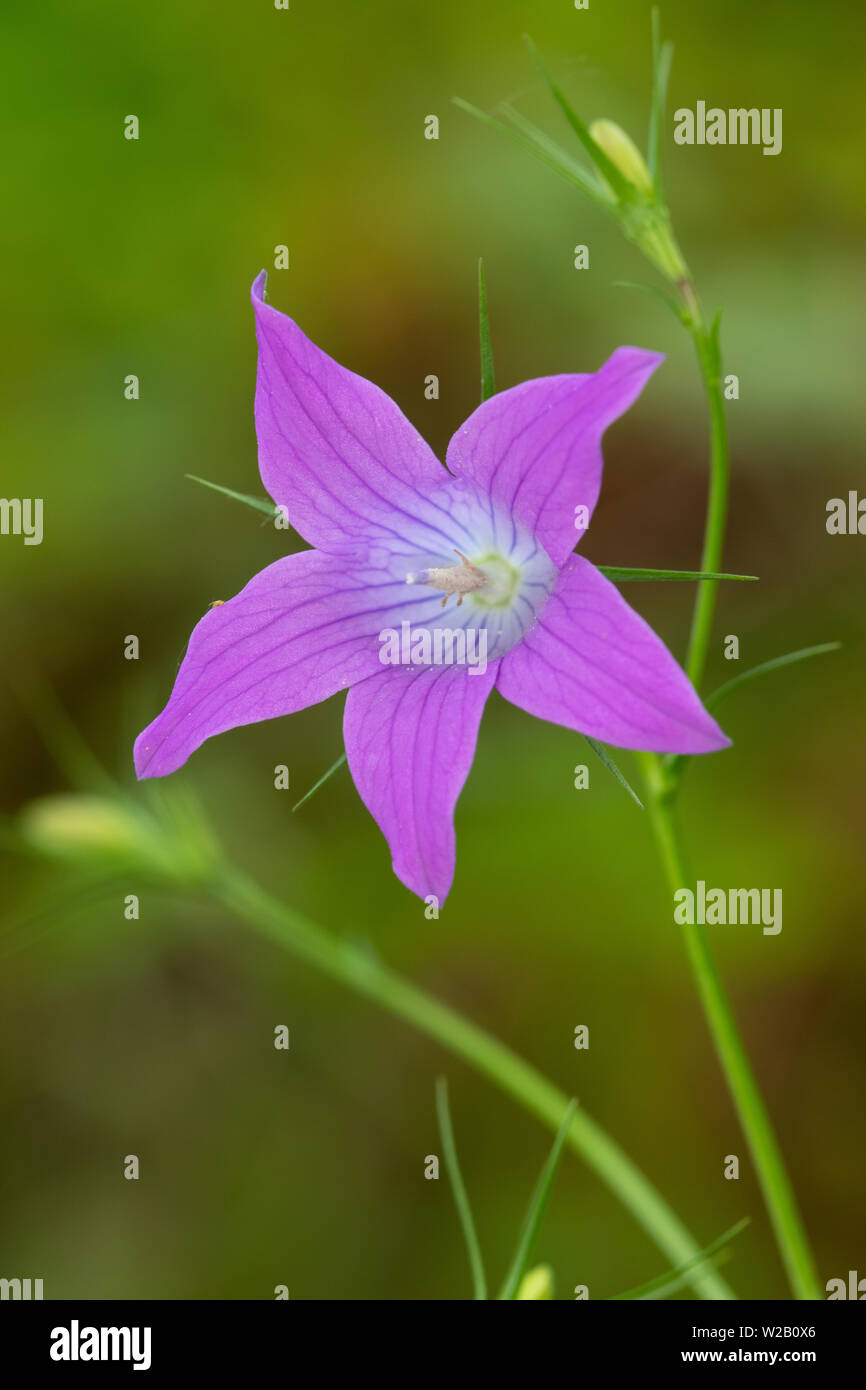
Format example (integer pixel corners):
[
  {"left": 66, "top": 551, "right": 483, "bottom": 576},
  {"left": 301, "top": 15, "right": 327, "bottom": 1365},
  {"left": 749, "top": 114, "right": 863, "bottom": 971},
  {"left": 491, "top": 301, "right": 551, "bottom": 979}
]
[
  {"left": 639, "top": 754, "right": 821, "bottom": 1299},
  {"left": 211, "top": 863, "right": 734, "bottom": 1299},
  {"left": 681, "top": 293, "right": 730, "bottom": 693},
  {"left": 656, "top": 276, "right": 820, "bottom": 1298},
  {"left": 435, "top": 1076, "right": 488, "bottom": 1299}
]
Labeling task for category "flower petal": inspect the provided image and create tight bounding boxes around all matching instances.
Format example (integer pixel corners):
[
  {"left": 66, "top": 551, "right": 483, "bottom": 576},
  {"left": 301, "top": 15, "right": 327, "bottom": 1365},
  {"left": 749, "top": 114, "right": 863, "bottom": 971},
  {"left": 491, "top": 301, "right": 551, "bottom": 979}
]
[
  {"left": 134, "top": 549, "right": 439, "bottom": 778},
  {"left": 496, "top": 555, "right": 729, "bottom": 754},
  {"left": 252, "top": 272, "right": 461, "bottom": 556},
  {"left": 446, "top": 347, "right": 663, "bottom": 567},
  {"left": 343, "top": 662, "right": 498, "bottom": 902}
]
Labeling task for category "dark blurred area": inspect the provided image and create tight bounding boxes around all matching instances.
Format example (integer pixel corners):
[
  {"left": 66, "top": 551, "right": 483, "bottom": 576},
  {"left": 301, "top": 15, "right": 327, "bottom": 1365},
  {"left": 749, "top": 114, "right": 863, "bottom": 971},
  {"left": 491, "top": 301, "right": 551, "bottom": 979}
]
[{"left": 0, "top": 0, "right": 863, "bottom": 1298}]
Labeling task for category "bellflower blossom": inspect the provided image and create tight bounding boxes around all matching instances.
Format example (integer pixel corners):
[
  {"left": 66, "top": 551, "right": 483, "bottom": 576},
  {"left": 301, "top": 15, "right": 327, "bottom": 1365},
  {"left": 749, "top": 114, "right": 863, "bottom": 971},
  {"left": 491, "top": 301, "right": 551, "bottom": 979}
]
[{"left": 134, "top": 273, "right": 728, "bottom": 901}]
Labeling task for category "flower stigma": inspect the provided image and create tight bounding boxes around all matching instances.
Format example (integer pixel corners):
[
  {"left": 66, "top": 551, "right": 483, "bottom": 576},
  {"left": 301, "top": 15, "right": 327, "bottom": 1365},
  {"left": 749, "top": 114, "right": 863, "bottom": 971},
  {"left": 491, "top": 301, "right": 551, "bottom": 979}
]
[{"left": 406, "top": 550, "right": 488, "bottom": 609}]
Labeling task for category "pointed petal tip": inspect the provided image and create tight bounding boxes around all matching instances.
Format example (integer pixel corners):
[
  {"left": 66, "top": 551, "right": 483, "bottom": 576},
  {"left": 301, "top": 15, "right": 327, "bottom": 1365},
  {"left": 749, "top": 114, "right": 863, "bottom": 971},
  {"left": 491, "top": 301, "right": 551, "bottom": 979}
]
[
  {"left": 251, "top": 269, "right": 268, "bottom": 304},
  {"left": 132, "top": 728, "right": 167, "bottom": 781},
  {"left": 694, "top": 733, "right": 731, "bottom": 756},
  {"left": 692, "top": 702, "right": 732, "bottom": 754},
  {"left": 669, "top": 710, "right": 731, "bottom": 756},
  {"left": 497, "top": 555, "right": 735, "bottom": 756},
  {"left": 709, "top": 725, "right": 733, "bottom": 753},
  {"left": 344, "top": 666, "right": 495, "bottom": 908},
  {"left": 132, "top": 751, "right": 153, "bottom": 782},
  {"left": 397, "top": 861, "right": 453, "bottom": 908},
  {"left": 605, "top": 344, "right": 666, "bottom": 379}
]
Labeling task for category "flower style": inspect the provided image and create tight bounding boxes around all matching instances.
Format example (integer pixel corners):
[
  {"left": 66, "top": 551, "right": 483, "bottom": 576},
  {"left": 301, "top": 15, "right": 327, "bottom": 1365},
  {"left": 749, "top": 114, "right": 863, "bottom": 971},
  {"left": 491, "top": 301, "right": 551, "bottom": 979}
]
[{"left": 134, "top": 273, "right": 728, "bottom": 901}]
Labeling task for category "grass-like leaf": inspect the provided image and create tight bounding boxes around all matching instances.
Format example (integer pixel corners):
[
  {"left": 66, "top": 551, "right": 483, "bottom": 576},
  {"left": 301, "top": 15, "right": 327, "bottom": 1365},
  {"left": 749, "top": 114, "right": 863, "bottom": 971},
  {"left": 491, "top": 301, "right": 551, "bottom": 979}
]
[
  {"left": 614, "top": 279, "right": 687, "bottom": 324},
  {"left": 477, "top": 258, "right": 496, "bottom": 404},
  {"left": 647, "top": 9, "right": 675, "bottom": 190},
  {"left": 705, "top": 643, "right": 842, "bottom": 713},
  {"left": 522, "top": 35, "right": 633, "bottom": 202},
  {"left": 291, "top": 753, "right": 347, "bottom": 813},
  {"left": 664, "top": 642, "right": 842, "bottom": 787},
  {"left": 583, "top": 737, "right": 644, "bottom": 810},
  {"left": 435, "top": 1078, "right": 488, "bottom": 1300},
  {"left": 611, "top": 1217, "right": 749, "bottom": 1300},
  {"left": 598, "top": 566, "right": 757, "bottom": 583},
  {"left": 498, "top": 102, "right": 612, "bottom": 207},
  {"left": 453, "top": 98, "right": 610, "bottom": 209},
  {"left": 497, "top": 101, "right": 610, "bottom": 198},
  {"left": 498, "top": 1098, "right": 577, "bottom": 1300},
  {"left": 186, "top": 473, "right": 278, "bottom": 518}
]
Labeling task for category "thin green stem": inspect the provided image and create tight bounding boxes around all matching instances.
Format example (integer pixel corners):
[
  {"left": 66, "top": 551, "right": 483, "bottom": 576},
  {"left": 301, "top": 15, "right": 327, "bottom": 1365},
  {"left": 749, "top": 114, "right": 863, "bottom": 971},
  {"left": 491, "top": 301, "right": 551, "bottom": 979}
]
[
  {"left": 460, "top": 14, "right": 818, "bottom": 1308},
  {"left": 497, "top": 1098, "right": 576, "bottom": 1299},
  {"left": 435, "top": 1077, "right": 488, "bottom": 1299},
  {"left": 211, "top": 863, "right": 735, "bottom": 1299},
  {"left": 478, "top": 258, "right": 496, "bottom": 403},
  {"left": 639, "top": 754, "right": 821, "bottom": 1300},
  {"left": 682, "top": 300, "right": 730, "bottom": 693},
  {"left": 657, "top": 274, "right": 820, "bottom": 1298}
]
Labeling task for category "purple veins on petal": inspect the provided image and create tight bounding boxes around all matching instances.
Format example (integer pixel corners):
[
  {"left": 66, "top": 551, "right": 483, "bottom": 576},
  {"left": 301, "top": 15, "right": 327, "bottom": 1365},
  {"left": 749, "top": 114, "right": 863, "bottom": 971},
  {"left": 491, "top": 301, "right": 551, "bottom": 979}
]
[
  {"left": 496, "top": 555, "right": 730, "bottom": 755},
  {"left": 134, "top": 549, "right": 446, "bottom": 780},
  {"left": 344, "top": 661, "right": 499, "bottom": 903},
  {"left": 251, "top": 271, "right": 465, "bottom": 560},
  {"left": 446, "top": 347, "right": 664, "bottom": 568}
]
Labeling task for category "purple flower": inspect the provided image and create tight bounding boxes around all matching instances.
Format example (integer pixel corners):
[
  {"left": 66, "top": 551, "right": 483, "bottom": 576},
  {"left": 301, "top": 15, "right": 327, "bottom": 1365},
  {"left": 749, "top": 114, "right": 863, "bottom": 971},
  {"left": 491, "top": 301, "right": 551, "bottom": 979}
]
[{"left": 135, "top": 272, "right": 728, "bottom": 901}]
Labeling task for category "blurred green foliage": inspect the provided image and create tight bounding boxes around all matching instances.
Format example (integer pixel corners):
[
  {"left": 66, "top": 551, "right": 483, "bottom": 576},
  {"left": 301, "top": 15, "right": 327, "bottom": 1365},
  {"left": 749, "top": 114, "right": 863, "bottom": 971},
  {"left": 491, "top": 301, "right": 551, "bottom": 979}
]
[{"left": 1, "top": 0, "right": 864, "bottom": 1299}]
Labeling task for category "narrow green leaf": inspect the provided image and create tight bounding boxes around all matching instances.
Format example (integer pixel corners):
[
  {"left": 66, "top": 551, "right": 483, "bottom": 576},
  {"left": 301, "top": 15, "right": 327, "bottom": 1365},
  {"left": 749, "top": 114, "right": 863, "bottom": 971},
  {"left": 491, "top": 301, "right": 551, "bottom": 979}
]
[
  {"left": 497, "top": 103, "right": 612, "bottom": 205},
  {"left": 598, "top": 566, "right": 757, "bottom": 583},
  {"left": 522, "top": 35, "right": 634, "bottom": 202},
  {"left": 291, "top": 753, "right": 347, "bottom": 813},
  {"left": 705, "top": 643, "right": 841, "bottom": 713},
  {"left": 583, "top": 737, "right": 644, "bottom": 810},
  {"left": 477, "top": 258, "right": 496, "bottom": 404},
  {"left": 648, "top": 8, "right": 662, "bottom": 181},
  {"left": 453, "top": 98, "right": 610, "bottom": 209},
  {"left": 648, "top": 10, "right": 675, "bottom": 189},
  {"left": 435, "top": 1077, "right": 488, "bottom": 1300},
  {"left": 611, "top": 1217, "right": 750, "bottom": 1301},
  {"left": 613, "top": 279, "right": 687, "bottom": 324},
  {"left": 498, "top": 1098, "right": 577, "bottom": 1299},
  {"left": 186, "top": 473, "right": 278, "bottom": 518}
]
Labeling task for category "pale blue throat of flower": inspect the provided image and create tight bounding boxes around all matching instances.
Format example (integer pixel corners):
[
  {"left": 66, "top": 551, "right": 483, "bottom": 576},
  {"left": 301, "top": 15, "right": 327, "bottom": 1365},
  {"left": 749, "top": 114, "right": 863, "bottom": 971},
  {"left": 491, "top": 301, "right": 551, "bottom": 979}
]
[{"left": 380, "top": 486, "right": 560, "bottom": 660}]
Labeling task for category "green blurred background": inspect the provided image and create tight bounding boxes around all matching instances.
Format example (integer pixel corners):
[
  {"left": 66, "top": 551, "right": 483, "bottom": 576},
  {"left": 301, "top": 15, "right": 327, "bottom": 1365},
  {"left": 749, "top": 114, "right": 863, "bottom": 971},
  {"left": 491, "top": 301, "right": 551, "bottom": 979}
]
[{"left": 1, "top": 0, "right": 863, "bottom": 1299}]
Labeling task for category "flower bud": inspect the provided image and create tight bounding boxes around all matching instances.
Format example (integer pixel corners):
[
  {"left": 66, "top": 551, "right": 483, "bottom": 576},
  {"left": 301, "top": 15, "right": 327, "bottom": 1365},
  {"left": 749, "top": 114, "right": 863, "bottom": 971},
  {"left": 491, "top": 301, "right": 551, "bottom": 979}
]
[
  {"left": 515, "top": 1263, "right": 555, "bottom": 1300},
  {"left": 21, "top": 795, "right": 151, "bottom": 859},
  {"left": 18, "top": 791, "right": 215, "bottom": 884},
  {"left": 589, "top": 119, "right": 653, "bottom": 195}
]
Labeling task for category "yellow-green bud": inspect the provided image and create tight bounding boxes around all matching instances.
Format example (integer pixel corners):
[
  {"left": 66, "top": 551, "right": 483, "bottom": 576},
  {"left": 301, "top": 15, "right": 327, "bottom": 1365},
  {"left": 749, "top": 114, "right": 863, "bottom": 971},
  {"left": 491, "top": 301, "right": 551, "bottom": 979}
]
[
  {"left": 589, "top": 119, "right": 653, "bottom": 195},
  {"left": 20, "top": 795, "right": 153, "bottom": 859},
  {"left": 515, "top": 1264, "right": 555, "bottom": 1300},
  {"left": 18, "top": 791, "right": 215, "bottom": 884}
]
